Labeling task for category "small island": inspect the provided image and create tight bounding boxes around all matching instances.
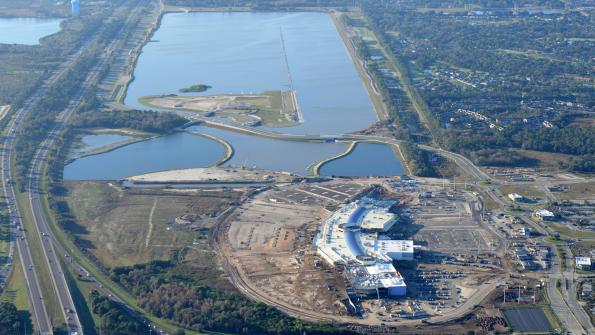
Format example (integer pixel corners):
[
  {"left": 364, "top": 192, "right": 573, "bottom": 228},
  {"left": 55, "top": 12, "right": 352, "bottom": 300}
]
[
  {"left": 138, "top": 90, "right": 301, "bottom": 128},
  {"left": 179, "top": 84, "right": 212, "bottom": 93}
]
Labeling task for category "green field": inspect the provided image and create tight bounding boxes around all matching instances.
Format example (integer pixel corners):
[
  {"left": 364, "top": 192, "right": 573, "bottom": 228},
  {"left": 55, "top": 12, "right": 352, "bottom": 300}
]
[
  {"left": 138, "top": 90, "right": 298, "bottom": 128},
  {"left": 14, "top": 189, "right": 64, "bottom": 326},
  {"left": 1, "top": 249, "right": 29, "bottom": 311},
  {"left": 548, "top": 223, "right": 595, "bottom": 241},
  {"left": 500, "top": 184, "right": 546, "bottom": 200},
  {"left": 64, "top": 181, "right": 242, "bottom": 268}
]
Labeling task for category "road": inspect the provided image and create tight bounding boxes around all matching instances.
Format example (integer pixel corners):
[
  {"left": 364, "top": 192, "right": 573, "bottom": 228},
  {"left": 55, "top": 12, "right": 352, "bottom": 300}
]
[
  {"left": 182, "top": 116, "right": 492, "bottom": 183},
  {"left": 478, "top": 172, "right": 593, "bottom": 334},
  {"left": 194, "top": 115, "right": 595, "bottom": 333},
  {"left": 0, "top": 1, "right": 165, "bottom": 334},
  {"left": 1, "top": 45, "right": 97, "bottom": 334}
]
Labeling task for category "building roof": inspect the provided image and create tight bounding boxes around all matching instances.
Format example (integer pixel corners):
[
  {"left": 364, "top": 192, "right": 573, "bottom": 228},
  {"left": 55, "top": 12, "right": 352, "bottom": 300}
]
[
  {"left": 315, "top": 198, "right": 412, "bottom": 266},
  {"left": 349, "top": 263, "right": 406, "bottom": 290},
  {"left": 576, "top": 257, "right": 591, "bottom": 266},
  {"left": 360, "top": 209, "right": 398, "bottom": 231},
  {"left": 375, "top": 240, "right": 414, "bottom": 255},
  {"left": 535, "top": 209, "right": 554, "bottom": 217}
]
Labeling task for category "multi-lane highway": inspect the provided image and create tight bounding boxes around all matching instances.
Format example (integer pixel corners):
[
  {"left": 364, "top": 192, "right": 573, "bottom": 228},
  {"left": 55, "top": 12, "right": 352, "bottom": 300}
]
[
  {"left": 0, "top": 1, "right": 152, "bottom": 334},
  {"left": 1, "top": 48, "right": 95, "bottom": 334}
]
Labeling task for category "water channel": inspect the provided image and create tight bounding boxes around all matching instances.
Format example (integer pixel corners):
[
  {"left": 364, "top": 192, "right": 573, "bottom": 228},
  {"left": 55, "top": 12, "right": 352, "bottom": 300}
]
[{"left": 319, "top": 143, "right": 405, "bottom": 177}]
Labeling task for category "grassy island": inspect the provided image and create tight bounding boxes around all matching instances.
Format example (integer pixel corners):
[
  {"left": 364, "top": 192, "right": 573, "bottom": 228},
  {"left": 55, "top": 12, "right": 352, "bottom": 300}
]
[{"left": 179, "top": 84, "right": 212, "bottom": 93}]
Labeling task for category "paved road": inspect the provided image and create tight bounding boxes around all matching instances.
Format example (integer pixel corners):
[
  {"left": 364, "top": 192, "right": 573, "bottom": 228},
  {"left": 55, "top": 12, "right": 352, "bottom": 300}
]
[
  {"left": 479, "top": 176, "right": 593, "bottom": 334},
  {"left": 26, "top": 3, "right": 172, "bottom": 334},
  {"left": 0, "top": 2, "right": 157, "bottom": 334},
  {"left": 1, "top": 47, "right": 95, "bottom": 334}
]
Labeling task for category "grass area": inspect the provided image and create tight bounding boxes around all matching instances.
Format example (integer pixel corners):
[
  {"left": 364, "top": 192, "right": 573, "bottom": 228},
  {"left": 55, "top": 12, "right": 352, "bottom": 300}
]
[
  {"left": 496, "top": 48, "right": 561, "bottom": 62},
  {"left": 542, "top": 305, "right": 563, "bottom": 332},
  {"left": 63, "top": 181, "right": 240, "bottom": 268},
  {"left": 253, "top": 90, "right": 299, "bottom": 128},
  {"left": 500, "top": 184, "right": 546, "bottom": 200},
  {"left": 334, "top": 13, "right": 389, "bottom": 122},
  {"left": 1, "top": 249, "right": 29, "bottom": 310},
  {"left": 138, "top": 90, "right": 298, "bottom": 128},
  {"left": 553, "top": 182, "right": 595, "bottom": 201},
  {"left": 548, "top": 222, "right": 595, "bottom": 240},
  {"left": 510, "top": 148, "right": 571, "bottom": 170},
  {"left": 0, "top": 205, "right": 8, "bottom": 264},
  {"left": 41, "top": 179, "right": 206, "bottom": 334},
  {"left": 480, "top": 192, "right": 501, "bottom": 211},
  {"left": 543, "top": 236, "right": 565, "bottom": 245},
  {"left": 14, "top": 189, "right": 64, "bottom": 327}
]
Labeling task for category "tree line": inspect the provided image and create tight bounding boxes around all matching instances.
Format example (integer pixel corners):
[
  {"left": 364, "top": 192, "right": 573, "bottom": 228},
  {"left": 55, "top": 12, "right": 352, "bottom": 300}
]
[
  {"left": 110, "top": 260, "right": 360, "bottom": 335},
  {"left": 70, "top": 109, "right": 188, "bottom": 134}
]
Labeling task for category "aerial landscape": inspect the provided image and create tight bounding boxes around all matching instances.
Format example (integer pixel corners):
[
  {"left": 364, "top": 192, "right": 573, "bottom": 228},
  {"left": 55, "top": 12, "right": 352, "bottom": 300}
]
[{"left": 0, "top": 0, "right": 593, "bottom": 334}]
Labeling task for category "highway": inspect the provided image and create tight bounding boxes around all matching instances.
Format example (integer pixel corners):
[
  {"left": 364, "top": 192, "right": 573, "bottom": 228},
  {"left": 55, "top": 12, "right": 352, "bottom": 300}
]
[
  {"left": 1, "top": 47, "right": 96, "bottom": 334},
  {"left": 0, "top": 1, "right": 158, "bottom": 334}
]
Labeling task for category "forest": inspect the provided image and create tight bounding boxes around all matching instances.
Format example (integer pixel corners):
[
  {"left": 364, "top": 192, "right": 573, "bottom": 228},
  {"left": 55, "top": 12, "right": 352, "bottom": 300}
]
[
  {"left": 110, "top": 260, "right": 359, "bottom": 335},
  {"left": 0, "top": 302, "right": 31, "bottom": 335},
  {"left": 90, "top": 291, "right": 148, "bottom": 335},
  {"left": 70, "top": 109, "right": 188, "bottom": 133},
  {"left": 358, "top": 0, "right": 594, "bottom": 171}
]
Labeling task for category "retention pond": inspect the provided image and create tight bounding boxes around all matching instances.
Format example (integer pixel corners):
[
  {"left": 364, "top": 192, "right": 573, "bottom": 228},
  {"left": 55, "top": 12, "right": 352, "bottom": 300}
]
[{"left": 0, "top": 18, "right": 62, "bottom": 45}]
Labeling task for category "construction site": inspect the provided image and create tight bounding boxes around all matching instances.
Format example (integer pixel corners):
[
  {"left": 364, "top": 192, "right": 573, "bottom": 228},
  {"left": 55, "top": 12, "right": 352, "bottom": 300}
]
[{"left": 212, "top": 176, "right": 509, "bottom": 326}]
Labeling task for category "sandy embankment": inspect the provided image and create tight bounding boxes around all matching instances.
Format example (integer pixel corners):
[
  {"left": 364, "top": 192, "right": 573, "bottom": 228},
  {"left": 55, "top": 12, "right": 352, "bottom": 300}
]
[
  {"left": 0, "top": 105, "right": 10, "bottom": 122},
  {"left": 310, "top": 141, "right": 357, "bottom": 175},
  {"left": 125, "top": 167, "right": 296, "bottom": 184}
]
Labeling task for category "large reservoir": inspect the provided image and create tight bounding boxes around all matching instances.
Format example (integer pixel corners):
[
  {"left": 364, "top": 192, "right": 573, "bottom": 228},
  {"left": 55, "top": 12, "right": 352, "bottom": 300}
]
[
  {"left": 0, "top": 18, "right": 62, "bottom": 45},
  {"left": 66, "top": 12, "right": 404, "bottom": 179},
  {"left": 125, "top": 12, "right": 377, "bottom": 134}
]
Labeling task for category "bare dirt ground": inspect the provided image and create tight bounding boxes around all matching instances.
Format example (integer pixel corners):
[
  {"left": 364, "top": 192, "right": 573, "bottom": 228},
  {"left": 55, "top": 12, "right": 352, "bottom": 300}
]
[
  {"left": 211, "top": 179, "right": 503, "bottom": 332},
  {"left": 126, "top": 166, "right": 295, "bottom": 184},
  {"left": 221, "top": 193, "right": 351, "bottom": 317}
]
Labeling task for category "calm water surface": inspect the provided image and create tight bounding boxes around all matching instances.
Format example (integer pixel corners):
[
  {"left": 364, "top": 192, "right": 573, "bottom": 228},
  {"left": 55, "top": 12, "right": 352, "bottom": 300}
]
[
  {"left": 191, "top": 126, "right": 346, "bottom": 175},
  {"left": 67, "top": 12, "right": 403, "bottom": 179},
  {"left": 320, "top": 143, "right": 405, "bottom": 177},
  {"left": 64, "top": 132, "right": 224, "bottom": 180},
  {"left": 75, "top": 134, "right": 132, "bottom": 153},
  {"left": 0, "top": 18, "right": 62, "bottom": 45},
  {"left": 126, "top": 12, "right": 377, "bottom": 134}
]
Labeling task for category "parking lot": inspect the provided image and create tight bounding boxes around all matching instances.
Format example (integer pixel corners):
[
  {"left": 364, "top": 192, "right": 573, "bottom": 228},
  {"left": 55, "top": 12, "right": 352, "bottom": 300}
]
[
  {"left": 503, "top": 307, "right": 554, "bottom": 333},
  {"left": 417, "top": 229, "right": 490, "bottom": 251},
  {"left": 274, "top": 182, "right": 366, "bottom": 206}
]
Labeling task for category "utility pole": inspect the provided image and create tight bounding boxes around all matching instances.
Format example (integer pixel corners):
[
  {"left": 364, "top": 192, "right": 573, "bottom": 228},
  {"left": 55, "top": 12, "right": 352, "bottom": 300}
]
[{"left": 503, "top": 286, "right": 507, "bottom": 303}]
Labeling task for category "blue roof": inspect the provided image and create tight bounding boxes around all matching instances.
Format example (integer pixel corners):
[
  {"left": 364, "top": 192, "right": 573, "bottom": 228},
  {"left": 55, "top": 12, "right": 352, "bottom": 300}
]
[
  {"left": 345, "top": 230, "right": 364, "bottom": 257},
  {"left": 346, "top": 206, "right": 366, "bottom": 228}
]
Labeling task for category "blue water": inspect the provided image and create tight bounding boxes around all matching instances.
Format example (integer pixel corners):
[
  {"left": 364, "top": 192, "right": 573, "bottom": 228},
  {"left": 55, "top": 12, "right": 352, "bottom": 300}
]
[
  {"left": 319, "top": 143, "right": 405, "bottom": 177},
  {"left": 0, "top": 18, "right": 62, "bottom": 45},
  {"left": 65, "top": 12, "right": 404, "bottom": 179},
  {"left": 190, "top": 126, "right": 346, "bottom": 175},
  {"left": 75, "top": 134, "right": 132, "bottom": 153},
  {"left": 125, "top": 12, "right": 376, "bottom": 134},
  {"left": 64, "top": 132, "right": 224, "bottom": 180}
]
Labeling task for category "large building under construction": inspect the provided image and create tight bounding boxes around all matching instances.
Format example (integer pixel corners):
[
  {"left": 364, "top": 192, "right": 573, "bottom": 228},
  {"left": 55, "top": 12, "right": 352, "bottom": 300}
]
[{"left": 314, "top": 197, "right": 414, "bottom": 297}]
